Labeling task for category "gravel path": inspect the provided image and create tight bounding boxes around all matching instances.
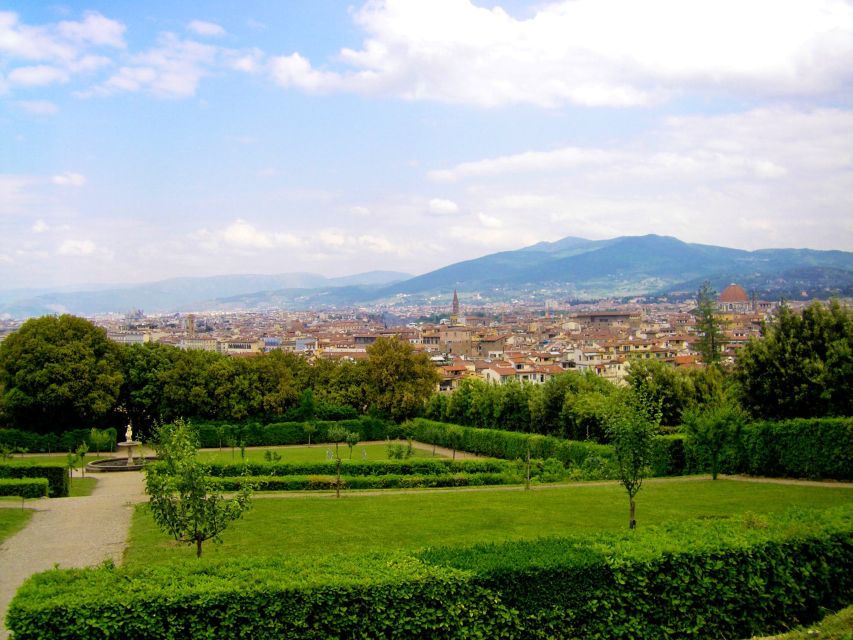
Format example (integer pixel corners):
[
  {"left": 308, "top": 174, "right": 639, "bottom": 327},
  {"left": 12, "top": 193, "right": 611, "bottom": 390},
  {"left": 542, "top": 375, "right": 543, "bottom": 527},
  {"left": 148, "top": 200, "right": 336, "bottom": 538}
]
[{"left": 0, "top": 472, "right": 146, "bottom": 639}]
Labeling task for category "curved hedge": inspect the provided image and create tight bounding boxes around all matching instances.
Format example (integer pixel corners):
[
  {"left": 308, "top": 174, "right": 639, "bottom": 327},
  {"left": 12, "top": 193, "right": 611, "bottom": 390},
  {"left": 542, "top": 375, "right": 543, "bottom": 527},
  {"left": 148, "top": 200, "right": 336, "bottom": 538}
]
[
  {"left": 8, "top": 507, "right": 852, "bottom": 639},
  {"left": 204, "top": 458, "right": 511, "bottom": 478}
]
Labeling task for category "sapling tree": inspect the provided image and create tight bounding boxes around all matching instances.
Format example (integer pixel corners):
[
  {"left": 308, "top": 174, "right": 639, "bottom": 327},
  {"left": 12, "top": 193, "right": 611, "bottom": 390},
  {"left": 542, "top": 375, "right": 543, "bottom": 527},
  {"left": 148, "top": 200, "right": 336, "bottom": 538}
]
[
  {"left": 303, "top": 421, "right": 317, "bottom": 446},
  {"left": 89, "top": 428, "right": 112, "bottom": 456},
  {"left": 605, "top": 388, "right": 661, "bottom": 529},
  {"left": 144, "top": 419, "right": 252, "bottom": 558},
  {"left": 327, "top": 425, "right": 348, "bottom": 498},
  {"left": 345, "top": 431, "right": 360, "bottom": 460},
  {"left": 76, "top": 442, "right": 89, "bottom": 478},
  {"left": 682, "top": 398, "right": 745, "bottom": 480}
]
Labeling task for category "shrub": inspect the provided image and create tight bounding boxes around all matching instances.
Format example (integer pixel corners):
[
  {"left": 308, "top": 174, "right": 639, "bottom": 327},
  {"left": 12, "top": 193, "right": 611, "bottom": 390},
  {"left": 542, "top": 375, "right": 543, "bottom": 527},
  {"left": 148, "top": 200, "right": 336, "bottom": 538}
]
[
  {"left": 191, "top": 416, "right": 394, "bottom": 449},
  {"left": 0, "top": 462, "right": 69, "bottom": 497},
  {"left": 8, "top": 507, "right": 852, "bottom": 639},
  {"left": 202, "top": 458, "right": 512, "bottom": 478},
  {"left": 210, "top": 472, "right": 520, "bottom": 492},
  {"left": 0, "top": 478, "right": 49, "bottom": 499},
  {"left": 0, "top": 428, "right": 116, "bottom": 454}
]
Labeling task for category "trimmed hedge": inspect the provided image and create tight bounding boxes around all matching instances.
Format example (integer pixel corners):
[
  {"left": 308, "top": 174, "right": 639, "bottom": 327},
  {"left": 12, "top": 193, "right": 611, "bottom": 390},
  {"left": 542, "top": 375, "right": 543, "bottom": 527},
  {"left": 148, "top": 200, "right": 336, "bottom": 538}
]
[
  {"left": 0, "top": 462, "right": 68, "bottom": 497},
  {"left": 0, "top": 428, "right": 117, "bottom": 455},
  {"left": 191, "top": 416, "right": 395, "bottom": 449},
  {"left": 0, "top": 478, "right": 49, "bottom": 499},
  {"left": 211, "top": 471, "right": 519, "bottom": 492},
  {"left": 203, "top": 458, "right": 511, "bottom": 478},
  {"left": 734, "top": 417, "right": 853, "bottom": 480},
  {"left": 408, "top": 418, "right": 614, "bottom": 468},
  {"left": 8, "top": 507, "right": 852, "bottom": 639}
]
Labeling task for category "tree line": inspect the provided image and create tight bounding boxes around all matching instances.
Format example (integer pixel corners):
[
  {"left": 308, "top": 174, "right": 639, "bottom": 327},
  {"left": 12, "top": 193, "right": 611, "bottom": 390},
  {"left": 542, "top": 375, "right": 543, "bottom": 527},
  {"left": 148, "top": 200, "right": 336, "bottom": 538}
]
[{"left": 0, "top": 315, "right": 438, "bottom": 437}]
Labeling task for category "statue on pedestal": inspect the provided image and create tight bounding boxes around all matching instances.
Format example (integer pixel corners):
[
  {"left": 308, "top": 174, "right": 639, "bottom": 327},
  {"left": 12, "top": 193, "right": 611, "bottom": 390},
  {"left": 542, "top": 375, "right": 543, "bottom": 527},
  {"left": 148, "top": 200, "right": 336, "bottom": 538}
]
[{"left": 126, "top": 424, "right": 133, "bottom": 443}]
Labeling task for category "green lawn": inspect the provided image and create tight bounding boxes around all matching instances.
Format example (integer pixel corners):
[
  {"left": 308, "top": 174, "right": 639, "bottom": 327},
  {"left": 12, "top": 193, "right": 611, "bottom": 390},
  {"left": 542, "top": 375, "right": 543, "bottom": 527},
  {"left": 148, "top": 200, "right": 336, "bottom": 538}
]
[
  {"left": 7, "top": 454, "right": 111, "bottom": 465},
  {"left": 125, "top": 478, "right": 853, "bottom": 567},
  {"left": 0, "top": 508, "right": 32, "bottom": 544},
  {"left": 69, "top": 477, "right": 98, "bottom": 497},
  {"left": 197, "top": 442, "right": 436, "bottom": 464},
  {"left": 755, "top": 605, "right": 853, "bottom": 639}
]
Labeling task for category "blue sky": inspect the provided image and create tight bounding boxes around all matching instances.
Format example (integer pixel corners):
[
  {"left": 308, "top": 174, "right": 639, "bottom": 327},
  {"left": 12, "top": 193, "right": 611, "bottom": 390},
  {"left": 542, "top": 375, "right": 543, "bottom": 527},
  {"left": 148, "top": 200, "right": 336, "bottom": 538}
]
[{"left": 1, "top": 1, "right": 852, "bottom": 288}]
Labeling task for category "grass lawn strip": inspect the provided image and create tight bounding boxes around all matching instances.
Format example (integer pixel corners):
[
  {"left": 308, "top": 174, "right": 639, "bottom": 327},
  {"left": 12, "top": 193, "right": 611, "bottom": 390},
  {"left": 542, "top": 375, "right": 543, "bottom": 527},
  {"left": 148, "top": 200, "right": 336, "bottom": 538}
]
[
  {"left": 0, "top": 510, "right": 32, "bottom": 544},
  {"left": 125, "top": 478, "right": 853, "bottom": 566},
  {"left": 197, "top": 441, "right": 436, "bottom": 464},
  {"left": 753, "top": 605, "right": 853, "bottom": 639}
]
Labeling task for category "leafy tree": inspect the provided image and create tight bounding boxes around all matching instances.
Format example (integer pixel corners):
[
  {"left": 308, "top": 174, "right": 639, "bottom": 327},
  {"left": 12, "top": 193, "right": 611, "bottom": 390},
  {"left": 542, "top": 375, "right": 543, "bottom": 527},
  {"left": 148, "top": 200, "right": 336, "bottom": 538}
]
[
  {"left": 735, "top": 300, "right": 853, "bottom": 419},
  {"left": 144, "top": 419, "right": 252, "bottom": 558},
  {"left": 682, "top": 399, "right": 745, "bottom": 480},
  {"left": 364, "top": 337, "right": 440, "bottom": 422},
  {"left": 89, "top": 428, "right": 112, "bottom": 456},
  {"left": 327, "top": 425, "right": 348, "bottom": 498},
  {"left": 627, "top": 359, "right": 697, "bottom": 427},
  {"left": 694, "top": 282, "right": 726, "bottom": 365},
  {"left": 303, "top": 421, "right": 317, "bottom": 446},
  {"left": 76, "top": 442, "right": 89, "bottom": 477},
  {"left": 119, "top": 343, "right": 176, "bottom": 437},
  {"left": 345, "top": 431, "right": 360, "bottom": 460},
  {"left": 0, "top": 315, "right": 123, "bottom": 433},
  {"left": 605, "top": 389, "right": 661, "bottom": 529}
]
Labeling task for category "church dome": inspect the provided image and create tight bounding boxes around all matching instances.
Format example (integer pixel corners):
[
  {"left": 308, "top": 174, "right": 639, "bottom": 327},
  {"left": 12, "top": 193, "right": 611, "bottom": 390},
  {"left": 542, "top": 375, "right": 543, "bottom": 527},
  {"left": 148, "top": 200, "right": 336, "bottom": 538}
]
[{"left": 719, "top": 283, "right": 749, "bottom": 303}]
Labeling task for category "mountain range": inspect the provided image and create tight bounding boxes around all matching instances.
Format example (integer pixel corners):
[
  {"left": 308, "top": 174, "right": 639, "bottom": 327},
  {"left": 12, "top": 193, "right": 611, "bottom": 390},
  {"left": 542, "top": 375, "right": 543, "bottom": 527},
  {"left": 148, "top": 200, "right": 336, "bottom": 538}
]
[{"left": 1, "top": 235, "right": 851, "bottom": 317}]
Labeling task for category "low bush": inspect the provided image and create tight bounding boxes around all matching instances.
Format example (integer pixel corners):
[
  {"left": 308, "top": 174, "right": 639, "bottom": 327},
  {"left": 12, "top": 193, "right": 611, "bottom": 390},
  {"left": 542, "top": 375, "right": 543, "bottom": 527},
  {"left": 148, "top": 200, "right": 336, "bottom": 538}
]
[
  {"left": 0, "top": 428, "right": 116, "bottom": 455},
  {"left": 203, "top": 458, "right": 511, "bottom": 478},
  {"left": 211, "top": 471, "right": 519, "bottom": 492},
  {"left": 8, "top": 507, "right": 852, "bottom": 639},
  {"left": 191, "top": 416, "right": 395, "bottom": 449},
  {"left": 0, "top": 462, "right": 68, "bottom": 497},
  {"left": 0, "top": 478, "right": 49, "bottom": 499}
]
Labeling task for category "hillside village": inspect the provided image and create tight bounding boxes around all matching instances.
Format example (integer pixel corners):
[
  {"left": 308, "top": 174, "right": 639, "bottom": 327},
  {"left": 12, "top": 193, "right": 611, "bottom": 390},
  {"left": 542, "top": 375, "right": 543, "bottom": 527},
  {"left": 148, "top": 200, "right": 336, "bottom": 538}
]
[{"left": 1, "top": 283, "right": 788, "bottom": 392}]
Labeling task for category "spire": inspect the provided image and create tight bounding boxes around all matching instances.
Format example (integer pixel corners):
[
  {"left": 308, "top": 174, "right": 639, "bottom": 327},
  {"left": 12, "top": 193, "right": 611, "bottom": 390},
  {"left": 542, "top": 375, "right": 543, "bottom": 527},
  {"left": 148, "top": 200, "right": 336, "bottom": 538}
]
[{"left": 451, "top": 289, "right": 460, "bottom": 325}]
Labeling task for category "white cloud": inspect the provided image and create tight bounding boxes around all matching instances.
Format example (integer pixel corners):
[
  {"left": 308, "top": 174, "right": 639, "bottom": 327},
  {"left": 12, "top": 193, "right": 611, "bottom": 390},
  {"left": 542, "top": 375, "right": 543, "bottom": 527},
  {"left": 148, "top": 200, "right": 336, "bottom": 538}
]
[
  {"left": 8, "top": 65, "right": 69, "bottom": 86},
  {"left": 32, "top": 219, "right": 49, "bottom": 233},
  {"left": 57, "top": 12, "right": 125, "bottom": 48},
  {"left": 58, "top": 239, "right": 96, "bottom": 255},
  {"left": 52, "top": 172, "right": 86, "bottom": 187},
  {"left": 15, "top": 100, "right": 59, "bottom": 115},
  {"left": 268, "top": 0, "right": 853, "bottom": 107},
  {"left": 428, "top": 198, "right": 460, "bottom": 215},
  {"left": 427, "top": 107, "right": 853, "bottom": 251},
  {"left": 187, "top": 20, "right": 226, "bottom": 37},
  {"left": 350, "top": 206, "right": 371, "bottom": 216},
  {"left": 193, "top": 219, "right": 306, "bottom": 252}
]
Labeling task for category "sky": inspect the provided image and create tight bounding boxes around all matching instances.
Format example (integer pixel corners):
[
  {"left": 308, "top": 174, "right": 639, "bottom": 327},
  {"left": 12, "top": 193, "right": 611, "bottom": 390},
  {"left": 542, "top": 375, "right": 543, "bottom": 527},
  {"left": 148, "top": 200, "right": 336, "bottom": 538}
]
[{"left": 1, "top": 0, "right": 852, "bottom": 289}]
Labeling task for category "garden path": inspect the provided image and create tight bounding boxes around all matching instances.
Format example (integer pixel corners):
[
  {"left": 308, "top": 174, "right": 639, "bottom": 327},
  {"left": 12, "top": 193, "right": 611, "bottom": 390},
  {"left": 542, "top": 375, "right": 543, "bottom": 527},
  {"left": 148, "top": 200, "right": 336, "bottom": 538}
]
[{"left": 0, "top": 472, "right": 145, "bottom": 640}]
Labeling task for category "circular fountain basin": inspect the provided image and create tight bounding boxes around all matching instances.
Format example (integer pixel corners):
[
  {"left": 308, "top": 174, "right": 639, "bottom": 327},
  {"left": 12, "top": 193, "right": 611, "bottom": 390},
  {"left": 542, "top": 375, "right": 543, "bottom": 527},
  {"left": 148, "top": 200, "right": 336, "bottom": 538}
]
[{"left": 87, "top": 455, "right": 157, "bottom": 472}]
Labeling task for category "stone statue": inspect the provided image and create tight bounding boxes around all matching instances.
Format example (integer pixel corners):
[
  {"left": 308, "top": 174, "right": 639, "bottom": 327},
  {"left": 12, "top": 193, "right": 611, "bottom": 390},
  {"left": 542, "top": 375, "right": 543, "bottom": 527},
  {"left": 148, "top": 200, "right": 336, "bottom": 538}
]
[{"left": 126, "top": 424, "right": 133, "bottom": 442}]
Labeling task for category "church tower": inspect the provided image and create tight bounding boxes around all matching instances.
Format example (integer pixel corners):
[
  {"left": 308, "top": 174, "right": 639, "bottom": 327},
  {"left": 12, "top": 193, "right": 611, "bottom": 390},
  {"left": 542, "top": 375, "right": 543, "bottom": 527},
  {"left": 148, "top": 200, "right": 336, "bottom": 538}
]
[{"left": 451, "top": 289, "right": 460, "bottom": 325}]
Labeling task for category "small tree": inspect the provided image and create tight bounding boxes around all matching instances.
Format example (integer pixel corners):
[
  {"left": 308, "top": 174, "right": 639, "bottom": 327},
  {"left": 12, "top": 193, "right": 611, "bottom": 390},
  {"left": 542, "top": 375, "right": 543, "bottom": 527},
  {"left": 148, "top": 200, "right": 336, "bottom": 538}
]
[
  {"left": 144, "top": 419, "right": 252, "bottom": 558},
  {"left": 682, "top": 399, "right": 745, "bottom": 480},
  {"left": 327, "top": 425, "right": 348, "bottom": 498},
  {"left": 345, "top": 431, "right": 360, "bottom": 460},
  {"left": 89, "top": 428, "right": 111, "bottom": 456},
  {"left": 303, "top": 422, "right": 317, "bottom": 446},
  {"left": 695, "top": 281, "right": 726, "bottom": 366},
  {"left": 605, "top": 389, "right": 661, "bottom": 529},
  {"left": 76, "top": 442, "right": 89, "bottom": 478}
]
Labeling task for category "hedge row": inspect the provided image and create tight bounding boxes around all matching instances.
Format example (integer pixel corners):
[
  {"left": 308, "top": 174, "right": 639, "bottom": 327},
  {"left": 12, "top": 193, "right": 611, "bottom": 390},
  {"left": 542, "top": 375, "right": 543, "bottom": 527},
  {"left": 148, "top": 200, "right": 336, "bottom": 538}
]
[
  {"left": 8, "top": 507, "right": 852, "bottom": 639},
  {"left": 730, "top": 417, "right": 853, "bottom": 480},
  {"left": 407, "top": 418, "right": 614, "bottom": 468},
  {"left": 192, "top": 416, "right": 396, "bottom": 449},
  {"left": 210, "top": 472, "right": 519, "bottom": 492},
  {"left": 0, "top": 478, "right": 49, "bottom": 499},
  {"left": 204, "top": 458, "right": 510, "bottom": 478},
  {"left": 0, "top": 463, "right": 68, "bottom": 497},
  {"left": 0, "top": 428, "right": 117, "bottom": 454}
]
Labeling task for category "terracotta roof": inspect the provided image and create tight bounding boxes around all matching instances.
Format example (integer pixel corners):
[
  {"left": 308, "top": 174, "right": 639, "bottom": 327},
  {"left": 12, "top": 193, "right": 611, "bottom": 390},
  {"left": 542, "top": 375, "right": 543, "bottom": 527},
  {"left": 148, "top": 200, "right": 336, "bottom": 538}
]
[{"left": 719, "top": 284, "right": 749, "bottom": 303}]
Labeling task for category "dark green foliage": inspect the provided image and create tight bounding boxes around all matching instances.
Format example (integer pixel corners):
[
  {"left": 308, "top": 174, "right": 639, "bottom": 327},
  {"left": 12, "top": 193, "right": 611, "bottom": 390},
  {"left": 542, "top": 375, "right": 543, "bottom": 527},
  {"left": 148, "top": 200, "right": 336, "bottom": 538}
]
[
  {"left": 0, "top": 315, "right": 123, "bottom": 434},
  {"left": 203, "top": 458, "right": 511, "bottom": 478},
  {"left": 682, "top": 400, "right": 746, "bottom": 479},
  {"left": 364, "top": 337, "right": 440, "bottom": 421},
  {"left": 8, "top": 507, "right": 852, "bottom": 639},
  {"left": 0, "top": 477, "right": 49, "bottom": 498},
  {"left": 191, "top": 416, "right": 393, "bottom": 448},
  {"left": 0, "top": 427, "right": 116, "bottom": 454},
  {"left": 0, "top": 462, "right": 69, "bottom": 497},
  {"left": 694, "top": 281, "right": 726, "bottom": 365},
  {"left": 735, "top": 300, "right": 853, "bottom": 420},
  {"left": 210, "top": 471, "right": 519, "bottom": 491}
]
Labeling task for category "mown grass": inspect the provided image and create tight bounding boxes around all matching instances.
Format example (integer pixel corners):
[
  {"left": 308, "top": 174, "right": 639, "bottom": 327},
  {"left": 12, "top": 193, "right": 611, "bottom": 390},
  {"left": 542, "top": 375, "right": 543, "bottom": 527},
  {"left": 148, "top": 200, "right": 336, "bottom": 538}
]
[
  {"left": 0, "top": 508, "right": 32, "bottom": 544},
  {"left": 69, "top": 477, "right": 98, "bottom": 497},
  {"left": 196, "top": 442, "right": 436, "bottom": 464},
  {"left": 125, "top": 478, "right": 853, "bottom": 567}
]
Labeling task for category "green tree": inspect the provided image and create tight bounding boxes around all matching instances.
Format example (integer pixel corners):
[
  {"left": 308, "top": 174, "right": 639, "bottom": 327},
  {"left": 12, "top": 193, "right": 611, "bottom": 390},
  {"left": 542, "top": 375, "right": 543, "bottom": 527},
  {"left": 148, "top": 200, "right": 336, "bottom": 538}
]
[
  {"left": 682, "top": 399, "right": 745, "bottom": 480},
  {"left": 144, "top": 419, "right": 252, "bottom": 558},
  {"left": 605, "top": 389, "right": 661, "bottom": 529},
  {"left": 327, "top": 425, "right": 348, "bottom": 498},
  {"left": 0, "top": 315, "right": 123, "bottom": 433},
  {"left": 694, "top": 282, "right": 726, "bottom": 366},
  {"left": 364, "top": 337, "right": 440, "bottom": 422},
  {"left": 735, "top": 300, "right": 853, "bottom": 419},
  {"left": 119, "top": 343, "right": 176, "bottom": 437},
  {"left": 89, "top": 428, "right": 112, "bottom": 456},
  {"left": 345, "top": 431, "right": 360, "bottom": 460}
]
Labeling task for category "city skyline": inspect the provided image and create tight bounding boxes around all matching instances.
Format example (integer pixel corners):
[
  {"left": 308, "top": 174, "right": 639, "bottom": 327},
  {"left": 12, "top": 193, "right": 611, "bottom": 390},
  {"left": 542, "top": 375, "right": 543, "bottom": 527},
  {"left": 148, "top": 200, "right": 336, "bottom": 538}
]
[{"left": 2, "top": 0, "right": 852, "bottom": 289}]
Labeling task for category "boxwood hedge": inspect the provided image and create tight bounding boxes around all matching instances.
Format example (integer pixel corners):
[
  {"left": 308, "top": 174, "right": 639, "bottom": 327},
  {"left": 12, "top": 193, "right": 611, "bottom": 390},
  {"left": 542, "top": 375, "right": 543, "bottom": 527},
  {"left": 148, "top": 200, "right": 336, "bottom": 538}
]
[
  {"left": 0, "top": 462, "right": 68, "bottom": 497},
  {"left": 8, "top": 507, "right": 852, "bottom": 639},
  {"left": 203, "top": 458, "right": 511, "bottom": 478},
  {"left": 210, "top": 471, "right": 518, "bottom": 492},
  {"left": 0, "top": 477, "right": 49, "bottom": 499},
  {"left": 192, "top": 416, "right": 395, "bottom": 449}
]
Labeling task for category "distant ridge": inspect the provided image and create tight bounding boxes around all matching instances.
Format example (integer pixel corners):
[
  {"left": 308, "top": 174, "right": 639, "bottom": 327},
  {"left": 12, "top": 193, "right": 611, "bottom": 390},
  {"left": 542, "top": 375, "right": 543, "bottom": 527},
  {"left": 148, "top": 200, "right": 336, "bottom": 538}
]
[{"left": 1, "top": 235, "right": 850, "bottom": 317}]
